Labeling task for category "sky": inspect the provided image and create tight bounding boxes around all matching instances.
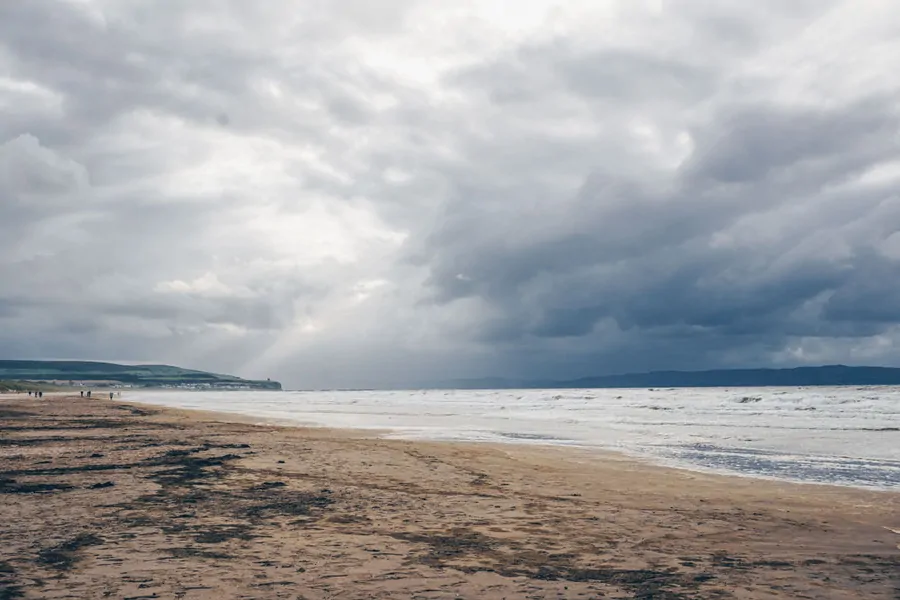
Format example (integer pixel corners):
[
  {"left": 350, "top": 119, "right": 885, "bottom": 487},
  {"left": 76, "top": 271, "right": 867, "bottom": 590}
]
[{"left": 2, "top": 1, "right": 900, "bottom": 389}]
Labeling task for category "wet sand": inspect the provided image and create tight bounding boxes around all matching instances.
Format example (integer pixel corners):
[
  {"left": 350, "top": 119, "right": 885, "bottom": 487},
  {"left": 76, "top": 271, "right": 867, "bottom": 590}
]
[{"left": 1, "top": 394, "right": 898, "bottom": 599}]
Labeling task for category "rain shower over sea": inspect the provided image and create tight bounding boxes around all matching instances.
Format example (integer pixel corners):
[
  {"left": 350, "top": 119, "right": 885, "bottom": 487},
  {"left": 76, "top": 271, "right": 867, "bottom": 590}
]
[{"left": 129, "top": 386, "right": 900, "bottom": 491}]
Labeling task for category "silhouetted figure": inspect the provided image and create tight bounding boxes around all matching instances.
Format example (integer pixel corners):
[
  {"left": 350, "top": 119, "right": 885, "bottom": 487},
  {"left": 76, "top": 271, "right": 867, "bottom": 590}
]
[
  {"left": 87, "top": 390, "right": 91, "bottom": 398},
  {"left": 109, "top": 392, "right": 114, "bottom": 400},
  {"left": 38, "top": 391, "right": 43, "bottom": 398},
  {"left": 27, "top": 391, "right": 32, "bottom": 397}
]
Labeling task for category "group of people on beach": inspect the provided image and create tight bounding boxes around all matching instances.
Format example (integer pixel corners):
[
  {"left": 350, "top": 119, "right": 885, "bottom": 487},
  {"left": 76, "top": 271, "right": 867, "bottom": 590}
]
[
  {"left": 79, "top": 390, "right": 119, "bottom": 399},
  {"left": 22, "top": 390, "right": 120, "bottom": 399}
]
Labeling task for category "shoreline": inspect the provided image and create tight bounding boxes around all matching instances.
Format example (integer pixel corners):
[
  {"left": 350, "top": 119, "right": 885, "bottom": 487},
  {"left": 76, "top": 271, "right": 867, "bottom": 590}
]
[
  {"left": 2, "top": 394, "right": 899, "bottom": 598},
  {"left": 119, "top": 395, "right": 900, "bottom": 495}
]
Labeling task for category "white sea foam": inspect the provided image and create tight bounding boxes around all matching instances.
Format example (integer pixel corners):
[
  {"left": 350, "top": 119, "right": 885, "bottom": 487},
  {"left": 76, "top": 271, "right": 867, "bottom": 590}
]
[{"left": 127, "top": 386, "right": 900, "bottom": 490}]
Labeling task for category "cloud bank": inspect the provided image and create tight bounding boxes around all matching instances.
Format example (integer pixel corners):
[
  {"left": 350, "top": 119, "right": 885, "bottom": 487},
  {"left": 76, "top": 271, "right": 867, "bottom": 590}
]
[{"left": 2, "top": 1, "right": 900, "bottom": 388}]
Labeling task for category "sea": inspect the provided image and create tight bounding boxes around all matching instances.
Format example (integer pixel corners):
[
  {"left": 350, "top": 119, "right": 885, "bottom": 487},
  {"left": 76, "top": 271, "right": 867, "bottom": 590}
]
[{"left": 127, "top": 386, "right": 900, "bottom": 491}]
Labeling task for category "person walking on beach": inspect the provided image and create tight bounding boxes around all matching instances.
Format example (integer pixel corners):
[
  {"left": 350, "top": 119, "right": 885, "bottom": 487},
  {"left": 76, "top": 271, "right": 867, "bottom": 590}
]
[
  {"left": 80, "top": 390, "right": 84, "bottom": 397},
  {"left": 109, "top": 392, "right": 114, "bottom": 400}
]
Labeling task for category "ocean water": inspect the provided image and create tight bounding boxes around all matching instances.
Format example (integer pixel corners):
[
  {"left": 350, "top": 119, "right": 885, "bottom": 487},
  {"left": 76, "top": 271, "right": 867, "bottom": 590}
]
[{"left": 127, "top": 387, "right": 900, "bottom": 491}]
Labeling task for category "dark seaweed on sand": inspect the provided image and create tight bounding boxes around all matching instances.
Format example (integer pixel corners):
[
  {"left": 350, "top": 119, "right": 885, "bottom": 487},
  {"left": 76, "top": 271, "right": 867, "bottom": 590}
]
[{"left": 37, "top": 534, "right": 105, "bottom": 570}]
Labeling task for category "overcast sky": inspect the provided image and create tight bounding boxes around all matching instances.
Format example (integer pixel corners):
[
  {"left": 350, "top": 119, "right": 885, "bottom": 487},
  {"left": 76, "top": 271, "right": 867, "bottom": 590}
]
[{"left": 2, "top": 1, "right": 900, "bottom": 389}]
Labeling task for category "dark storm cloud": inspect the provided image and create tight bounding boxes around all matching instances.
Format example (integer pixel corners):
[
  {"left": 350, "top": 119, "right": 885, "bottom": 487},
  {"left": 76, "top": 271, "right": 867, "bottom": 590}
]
[
  {"left": 406, "top": 8, "right": 900, "bottom": 380},
  {"left": 2, "top": 0, "right": 899, "bottom": 387},
  {"left": 414, "top": 93, "right": 900, "bottom": 353},
  {"left": 685, "top": 98, "right": 899, "bottom": 185}
]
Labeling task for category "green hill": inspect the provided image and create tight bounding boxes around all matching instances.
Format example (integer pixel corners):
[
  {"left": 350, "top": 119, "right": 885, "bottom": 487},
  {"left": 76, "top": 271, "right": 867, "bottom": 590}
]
[{"left": 0, "top": 360, "right": 281, "bottom": 390}]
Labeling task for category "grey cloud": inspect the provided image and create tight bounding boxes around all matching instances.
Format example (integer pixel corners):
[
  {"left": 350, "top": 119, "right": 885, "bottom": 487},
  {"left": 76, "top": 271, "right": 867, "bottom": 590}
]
[
  {"left": 0, "top": 135, "right": 90, "bottom": 199},
  {"left": 408, "top": 28, "right": 900, "bottom": 378},
  {"left": 685, "top": 98, "right": 900, "bottom": 185},
  {"left": 560, "top": 50, "right": 713, "bottom": 103},
  {"left": 0, "top": 1, "right": 399, "bottom": 157},
  {"left": 106, "top": 296, "right": 292, "bottom": 331},
  {"left": 454, "top": 43, "right": 715, "bottom": 108},
  {"left": 823, "top": 256, "right": 900, "bottom": 324},
  {"left": 2, "top": 0, "right": 900, "bottom": 388}
]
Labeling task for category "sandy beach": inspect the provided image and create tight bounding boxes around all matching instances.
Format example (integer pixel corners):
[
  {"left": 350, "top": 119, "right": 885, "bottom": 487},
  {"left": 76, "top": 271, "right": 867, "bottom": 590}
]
[{"left": 1, "top": 394, "right": 898, "bottom": 599}]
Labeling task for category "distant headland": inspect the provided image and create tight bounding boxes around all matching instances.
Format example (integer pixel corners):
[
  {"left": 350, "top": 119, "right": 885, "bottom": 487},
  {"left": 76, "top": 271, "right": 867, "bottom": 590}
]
[
  {"left": 0, "top": 360, "right": 281, "bottom": 391},
  {"left": 435, "top": 365, "right": 900, "bottom": 390}
]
